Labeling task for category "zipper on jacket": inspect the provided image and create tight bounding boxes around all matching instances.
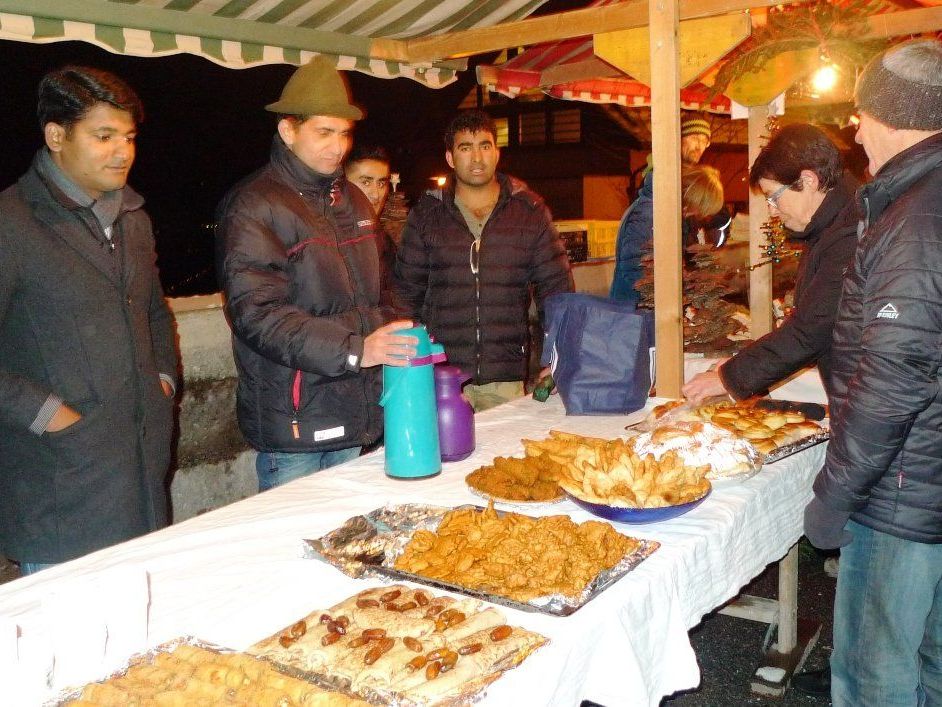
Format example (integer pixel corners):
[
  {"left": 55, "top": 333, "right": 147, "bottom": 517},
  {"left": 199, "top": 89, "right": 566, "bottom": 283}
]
[
  {"left": 470, "top": 236, "right": 483, "bottom": 380},
  {"left": 291, "top": 369, "right": 302, "bottom": 439},
  {"left": 322, "top": 183, "right": 374, "bottom": 438}
]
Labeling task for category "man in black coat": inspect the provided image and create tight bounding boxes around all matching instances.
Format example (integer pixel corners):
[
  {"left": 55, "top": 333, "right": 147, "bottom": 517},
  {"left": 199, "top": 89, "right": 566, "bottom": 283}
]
[
  {"left": 0, "top": 67, "right": 178, "bottom": 572},
  {"left": 683, "top": 124, "right": 858, "bottom": 404},
  {"left": 393, "top": 110, "right": 572, "bottom": 411},
  {"left": 804, "top": 39, "right": 942, "bottom": 706},
  {"left": 217, "top": 58, "right": 415, "bottom": 491}
]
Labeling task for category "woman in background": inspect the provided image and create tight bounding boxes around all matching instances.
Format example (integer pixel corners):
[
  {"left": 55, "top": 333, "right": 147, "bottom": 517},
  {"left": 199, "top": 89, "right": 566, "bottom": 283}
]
[{"left": 610, "top": 163, "right": 724, "bottom": 305}]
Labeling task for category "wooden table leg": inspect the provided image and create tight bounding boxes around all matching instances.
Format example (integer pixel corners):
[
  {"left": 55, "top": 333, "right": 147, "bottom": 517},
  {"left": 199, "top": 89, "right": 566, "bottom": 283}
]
[
  {"left": 720, "top": 542, "right": 821, "bottom": 697},
  {"left": 777, "top": 544, "right": 798, "bottom": 653}
]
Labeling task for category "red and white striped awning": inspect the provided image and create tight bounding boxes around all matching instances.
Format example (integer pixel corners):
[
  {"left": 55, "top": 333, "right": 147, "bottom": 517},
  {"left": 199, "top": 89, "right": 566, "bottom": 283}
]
[
  {"left": 546, "top": 79, "right": 731, "bottom": 113},
  {"left": 477, "top": 0, "right": 732, "bottom": 113}
]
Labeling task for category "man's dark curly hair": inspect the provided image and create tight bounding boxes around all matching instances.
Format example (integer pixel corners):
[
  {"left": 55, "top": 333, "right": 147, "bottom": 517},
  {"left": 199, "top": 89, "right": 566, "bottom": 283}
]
[
  {"left": 444, "top": 109, "right": 497, "bottom": 152},
  {"left": 347, "top": 143, "right": 390, "bottom": 166},
  {"left": 38, "top": 65, "right": 144, "bottom": 132}
]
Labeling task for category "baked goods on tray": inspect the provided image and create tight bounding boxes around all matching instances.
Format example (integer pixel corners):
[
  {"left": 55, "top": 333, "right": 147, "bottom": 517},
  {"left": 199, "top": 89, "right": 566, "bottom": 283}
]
[
  {"left": 465, "top": 455, "right": 565, "bottom": 502},
  {"left": 393, "top": 502, "right": 638, "bottom": 602},
  {"left": 631, "top": 421, "right": 760, "bottom": 481},
  {"left": 647, "top": 399, "right": 824, "bottom": 456},
  {"left": 555, "top": 439, "right": 711, "bottom": 508},
  {"left": 252, "top": 585, "right": 546, "bottom": 705},
  {"left": 62, "top": 643, "right": 365, "bottom": 706}
]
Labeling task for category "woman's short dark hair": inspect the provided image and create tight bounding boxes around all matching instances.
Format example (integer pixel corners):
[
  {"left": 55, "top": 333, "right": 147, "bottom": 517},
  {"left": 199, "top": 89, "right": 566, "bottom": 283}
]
[
  {"left": 37, "top": 66, "right": 144, "bottom": 132},
  {"left": 444, "top": 110, "right": 498, "bottom": 152},
  {"left": 749, "top": 123, "right": 842, "bottom": 192}
]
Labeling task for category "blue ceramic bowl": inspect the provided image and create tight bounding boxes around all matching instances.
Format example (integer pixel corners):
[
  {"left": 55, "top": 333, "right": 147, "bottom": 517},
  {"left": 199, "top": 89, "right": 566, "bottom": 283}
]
[{"left": 567, "top": 487, "right": 710, "bottom": 524}]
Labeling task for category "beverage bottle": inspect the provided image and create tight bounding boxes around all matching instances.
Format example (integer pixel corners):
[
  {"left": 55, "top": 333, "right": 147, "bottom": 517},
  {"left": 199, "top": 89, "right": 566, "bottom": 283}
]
[
  {"left": 434, "top": 365, "right": 475, "bottom": 461},
  {"left": 379, "top": 326, "right": 441, "bottom": 479}
]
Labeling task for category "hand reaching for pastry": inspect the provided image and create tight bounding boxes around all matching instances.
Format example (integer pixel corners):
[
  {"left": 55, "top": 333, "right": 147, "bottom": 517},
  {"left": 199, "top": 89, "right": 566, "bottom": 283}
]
[{"left": 683, "top": 368, "right": 728, "bottom": 404}]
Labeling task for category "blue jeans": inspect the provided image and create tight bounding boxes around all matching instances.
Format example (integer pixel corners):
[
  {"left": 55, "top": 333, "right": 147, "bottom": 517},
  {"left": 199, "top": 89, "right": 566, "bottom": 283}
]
[
  {"left": 19, "top": 562, "right": 56, "bottom": 575},
  {"left": 832, "top": 520, "right": 942, "bottom": 707},
  {"left": 255, "top": 448, "right": 360, "bottom": 492}
]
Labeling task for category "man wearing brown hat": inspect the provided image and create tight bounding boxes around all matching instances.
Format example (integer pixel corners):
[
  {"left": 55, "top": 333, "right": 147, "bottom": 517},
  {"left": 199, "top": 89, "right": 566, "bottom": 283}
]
[
  {"left": 803, "top": 38, "right": 942, "bottom": 706},
  {"left": 216, "top": 57, "right": 415, "bottom": 491}
]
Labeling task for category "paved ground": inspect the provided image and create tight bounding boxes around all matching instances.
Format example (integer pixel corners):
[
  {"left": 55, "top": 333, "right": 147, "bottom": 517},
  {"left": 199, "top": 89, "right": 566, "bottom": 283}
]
[
  {"left": 2, "top": 544, "right": 835, "bottom": 705},
  {"left": 662, "top": 540, "right": 834, "bottom": 706}
]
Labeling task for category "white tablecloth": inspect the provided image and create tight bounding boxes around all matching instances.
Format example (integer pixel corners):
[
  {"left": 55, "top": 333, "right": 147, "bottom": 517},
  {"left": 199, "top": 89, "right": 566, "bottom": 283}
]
[{"left": 0, "top": 395, "right": 825, "bottom": 706}]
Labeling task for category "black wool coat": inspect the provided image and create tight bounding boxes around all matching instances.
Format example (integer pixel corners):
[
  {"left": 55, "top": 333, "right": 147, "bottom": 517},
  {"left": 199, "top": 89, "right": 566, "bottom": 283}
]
[
  {"left": 0, "top": 154, "right": 178, "bottom": 563},
  {"left": 393, "top": 174, "right": 572, "bottom": 385}
]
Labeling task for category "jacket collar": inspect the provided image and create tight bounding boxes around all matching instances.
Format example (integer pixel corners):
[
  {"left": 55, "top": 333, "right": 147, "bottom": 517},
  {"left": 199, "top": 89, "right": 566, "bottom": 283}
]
[
  {"left": 26, "top": 149, "right": 144, "bottom": 216},
  {"left": 434, "top": 172, "right": 538, "bottom": 214},
  {"left": 788, "top": 173, "right": 857, "bottom": 243},
  {"left": 269, "top": 134, "right": 343, "bottom": 198},
  {"left": 858, "top": 131, "right": 942, "bottom": 229},
  {"left": 19, "top": 152, "right": 142, "bottom": 288}
]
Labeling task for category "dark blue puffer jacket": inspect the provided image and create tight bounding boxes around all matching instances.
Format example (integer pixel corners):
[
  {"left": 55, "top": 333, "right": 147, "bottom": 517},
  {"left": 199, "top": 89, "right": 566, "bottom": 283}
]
[
  {"left": 610, "top": 172, "right": 654, "bottom": 305},
  {"left": 814, "top": 132, "right": 942, "bottom": 544}
]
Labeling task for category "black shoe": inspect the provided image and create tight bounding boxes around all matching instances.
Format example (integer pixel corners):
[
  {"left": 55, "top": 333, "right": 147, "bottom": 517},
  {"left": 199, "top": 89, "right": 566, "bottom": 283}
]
[{"left": 792, "top": 667, "right": 831, "bottom": 697}]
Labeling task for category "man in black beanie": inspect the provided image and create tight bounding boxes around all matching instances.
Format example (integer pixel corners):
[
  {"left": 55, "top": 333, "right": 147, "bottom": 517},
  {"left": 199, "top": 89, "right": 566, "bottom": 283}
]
[{"left": 803, "top": 38, "right": 942, "bottom": 706}]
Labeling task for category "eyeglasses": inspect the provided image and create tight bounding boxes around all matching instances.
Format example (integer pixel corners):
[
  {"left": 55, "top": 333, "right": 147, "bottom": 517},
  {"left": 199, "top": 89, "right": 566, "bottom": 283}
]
[{"left": 765, "top": 179, "right": 801, "bottom": 208}]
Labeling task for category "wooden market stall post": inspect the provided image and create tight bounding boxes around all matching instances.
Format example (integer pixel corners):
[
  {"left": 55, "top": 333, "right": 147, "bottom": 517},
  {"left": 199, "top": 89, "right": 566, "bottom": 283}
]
[{"left": 649, "top": 0, "right": 685, "bottom": 400}]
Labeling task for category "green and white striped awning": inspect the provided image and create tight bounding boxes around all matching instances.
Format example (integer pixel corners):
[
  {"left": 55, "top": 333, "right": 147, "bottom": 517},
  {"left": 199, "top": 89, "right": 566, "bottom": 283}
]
[{"left": 0, "top": 0, "right": 549, "bottom": 87}]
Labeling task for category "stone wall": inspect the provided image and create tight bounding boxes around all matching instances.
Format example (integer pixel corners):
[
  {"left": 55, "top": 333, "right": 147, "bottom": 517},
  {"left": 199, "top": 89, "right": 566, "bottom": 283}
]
[{"left": 168, "top": 295, "right": 257, "bottom": 521}]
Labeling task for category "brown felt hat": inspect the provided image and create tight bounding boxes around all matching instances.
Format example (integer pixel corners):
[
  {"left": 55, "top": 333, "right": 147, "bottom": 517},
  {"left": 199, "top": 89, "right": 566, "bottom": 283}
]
[{"left": 265, "top": 56, "right": 364, "bottom": 120}]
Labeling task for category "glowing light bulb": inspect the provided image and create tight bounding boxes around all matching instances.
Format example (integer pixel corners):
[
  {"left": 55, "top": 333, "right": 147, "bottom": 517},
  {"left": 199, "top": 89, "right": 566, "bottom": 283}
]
[{"left": 811, "top": 65, "right": 839, "bottom": 93}]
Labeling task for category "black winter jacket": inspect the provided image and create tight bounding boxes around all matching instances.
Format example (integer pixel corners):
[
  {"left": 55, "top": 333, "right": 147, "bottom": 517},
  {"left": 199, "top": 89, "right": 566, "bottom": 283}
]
[
  {"left": 216, "top": 137, "right": 386, "bottom": 453},
  {"left": 393, "top": 174, "right": 571, "bottom": 384},
  {"left": 0, "top": 154, "right": 177, "bottom": 562},
  {"left": 720, "top": 176, "right": 858, "bottom": 400},
  {"left": 814, "top": 132, "right": 942, "bottom": 544}
]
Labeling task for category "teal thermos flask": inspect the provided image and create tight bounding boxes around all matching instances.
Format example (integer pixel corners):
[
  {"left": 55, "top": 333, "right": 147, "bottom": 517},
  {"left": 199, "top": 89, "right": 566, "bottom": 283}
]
[{"left": 380, "top": 325, "right": 443, "bottom": 479}]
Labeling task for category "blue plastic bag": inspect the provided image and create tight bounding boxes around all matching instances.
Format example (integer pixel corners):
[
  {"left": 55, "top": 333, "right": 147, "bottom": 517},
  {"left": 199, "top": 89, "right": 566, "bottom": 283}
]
[{"left": 541, "top": 293, "right": 653, "bottom": 415}]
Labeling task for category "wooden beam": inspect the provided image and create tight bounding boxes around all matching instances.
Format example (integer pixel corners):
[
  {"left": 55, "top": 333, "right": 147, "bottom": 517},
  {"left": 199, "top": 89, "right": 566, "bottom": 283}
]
[
  {"left": 388, "top": 0, "right": 796, "bottom": 64},
  {"left": 542, "top": 58, "right": 621, "bottom": 86},
  {"left": 594, "top": 13, "right": 750, "bottom": 88},
  {"left": 748, "top": 105, "right": 774, "bottom": 339},
  {"left": 859, "top": 6, "right": 942, "bottom": 39},
  {"left": 651, "top": 0, "right": 684, "bottom": 400}
]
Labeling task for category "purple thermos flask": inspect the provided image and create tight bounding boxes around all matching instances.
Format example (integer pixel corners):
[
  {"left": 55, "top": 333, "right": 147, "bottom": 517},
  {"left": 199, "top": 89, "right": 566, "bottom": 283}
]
[{"left": 434, "top": 364, "right": 475, "bottom": 462}]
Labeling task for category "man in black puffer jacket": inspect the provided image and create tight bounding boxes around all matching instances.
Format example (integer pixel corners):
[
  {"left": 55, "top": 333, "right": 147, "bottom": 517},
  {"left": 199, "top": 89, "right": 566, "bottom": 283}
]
[
  {"left": 393, "top": 110, "right": 572, "bottom": 411},
  {"left": 803, "top": 39, "right": 942, "bottom": 707},
  {"left": 217, "top": 58, "right": 415, "bottom": 491}
]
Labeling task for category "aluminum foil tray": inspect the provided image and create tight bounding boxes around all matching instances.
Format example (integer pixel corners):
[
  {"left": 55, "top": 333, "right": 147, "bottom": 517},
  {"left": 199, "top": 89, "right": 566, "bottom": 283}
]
[
  {"left": 762, "top": 429, "right": 830, "bottom": 464},
  {"left": 304, "top": 503, "right": 659, "bottom": 617}
]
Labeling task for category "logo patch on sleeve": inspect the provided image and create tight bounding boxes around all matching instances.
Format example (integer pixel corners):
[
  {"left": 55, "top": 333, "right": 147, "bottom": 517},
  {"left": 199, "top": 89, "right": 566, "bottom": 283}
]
[{"left": 876, "top": 303, "right": 899, "bottom": 320}]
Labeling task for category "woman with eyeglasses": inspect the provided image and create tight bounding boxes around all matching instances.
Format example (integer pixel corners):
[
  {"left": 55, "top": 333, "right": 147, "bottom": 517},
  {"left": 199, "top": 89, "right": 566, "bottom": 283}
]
[{"left": 683, "top": 123, "right": 859, "bottom": 407}]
